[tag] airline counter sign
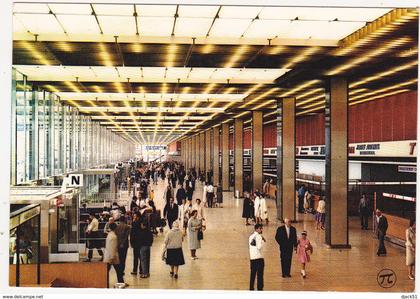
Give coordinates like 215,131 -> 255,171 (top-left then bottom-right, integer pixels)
296,140 -> 417,157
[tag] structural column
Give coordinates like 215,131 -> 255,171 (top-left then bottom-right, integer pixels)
205,129 -> 211,181
234,118 -> 243,197
252,111 -> 263,192
188,137 -> 192,170
199,132 -> 205,173
212,125 -> 220,185
276,98 -> 296,221
192,136 -> 196,170
221,123 -> 230,191
325,77 -> 350,248
195,134 -> 200,171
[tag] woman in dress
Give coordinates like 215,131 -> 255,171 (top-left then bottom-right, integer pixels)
297,231 -> 313,278
187,210 -> 202,260
162,220 -> 185,279
242,192 -> 253,225
406,218 -> 416,280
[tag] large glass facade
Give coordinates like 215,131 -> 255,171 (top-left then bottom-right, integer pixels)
11,68 -> 135,185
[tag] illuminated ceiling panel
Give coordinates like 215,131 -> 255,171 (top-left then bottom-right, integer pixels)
210,18 -> 253,38
138,17 -> 173,36
98,16 -> 137,36
13,3 -> 50,13
48,3 -> 92,14
15,66 -> 289,84
178,5 -> 219,18
175,18 -> 214,37
93,4 -> 134,16
258,7 -> 391,21
14,13 -> 63,34
136,5 -> 177,17
57,92 -> 247,102
12,5 -> 395,47
272,20 -> 365,40
218,6 -> 261,19
57,15 -> 101,35
244,19 -> 293,38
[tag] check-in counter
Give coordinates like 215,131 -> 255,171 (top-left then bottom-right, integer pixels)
374,192 -> 415,247
9,262 -> 108,288
10,186 -> 79,263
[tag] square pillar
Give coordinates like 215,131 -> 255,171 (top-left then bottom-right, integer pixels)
325,77 -> 350,248
276,98 -> 296,221
205,129 -> 211,181
234,118 -> 243,197
221,123 -> 230,191
192,136 -> 196,170
252,111 -> 263,192
213,126 -> 220,185
188,137 -> 192,170
200,132 -> 205,173
196,134 -> 200,171
185,139 -> 188,169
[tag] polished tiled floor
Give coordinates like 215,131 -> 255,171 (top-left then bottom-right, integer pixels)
103,179 -> 414,292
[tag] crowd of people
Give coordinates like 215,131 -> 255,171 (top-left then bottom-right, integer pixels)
83,161 -> 210,288
82,160 -> 415,289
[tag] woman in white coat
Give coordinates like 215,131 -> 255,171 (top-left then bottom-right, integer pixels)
259,195 -> 269,225
254,192 -> 262,224
103,222 -> 126,288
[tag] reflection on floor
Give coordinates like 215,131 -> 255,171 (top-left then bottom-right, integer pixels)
98,179 -> 414,292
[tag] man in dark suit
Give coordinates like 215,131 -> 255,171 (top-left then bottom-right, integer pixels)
275,218 -> 297,277
163,197 -> 179,229
376,209 -> 388,256
176,185 -> 187,206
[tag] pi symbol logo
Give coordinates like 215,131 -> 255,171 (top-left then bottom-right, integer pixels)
377,268 -> 396,288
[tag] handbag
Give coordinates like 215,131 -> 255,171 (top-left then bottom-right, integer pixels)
162,247 -> 167,261
197,229 -> 204,240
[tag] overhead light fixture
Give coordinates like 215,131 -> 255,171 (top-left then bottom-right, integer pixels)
327,36 -> 412,75
350,60 -> 417,88
224,45 -> 249,68
350,88 -> 411,106
21,41 -> 51,65
280,80 -> 320,98
283,47 -> 321,69
98,43 -> 113,67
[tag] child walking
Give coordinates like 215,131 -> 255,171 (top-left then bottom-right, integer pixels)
297,231 -> 313,278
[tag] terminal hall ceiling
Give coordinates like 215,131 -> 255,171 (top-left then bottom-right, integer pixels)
12,3 -> 418,145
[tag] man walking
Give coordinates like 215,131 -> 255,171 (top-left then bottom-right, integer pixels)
376,209 -> 388,256
115,216 -> 130,275
275,218 -> 297,277
164,197 -> 179,229
176,185 -> 187,206
85,212 -> 104,262
249,223 -> 265,291
206,182 -> 214,208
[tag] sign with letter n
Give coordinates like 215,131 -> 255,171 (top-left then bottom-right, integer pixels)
68,174 -> 83,187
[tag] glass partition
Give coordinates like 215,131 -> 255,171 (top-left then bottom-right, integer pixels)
11,68 -> 135,186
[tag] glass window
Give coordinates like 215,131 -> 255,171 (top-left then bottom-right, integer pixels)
15,73 -> 26,184
38,90 -> 46,179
